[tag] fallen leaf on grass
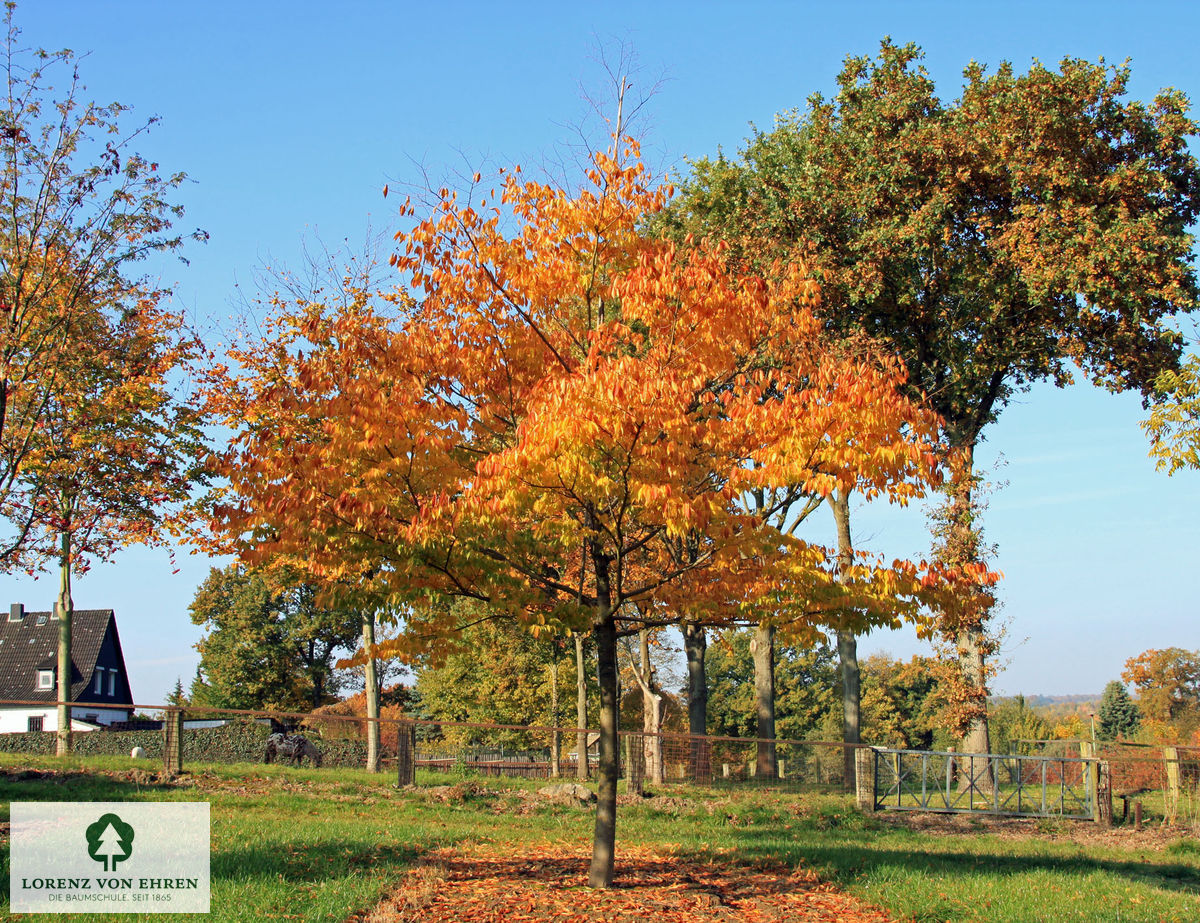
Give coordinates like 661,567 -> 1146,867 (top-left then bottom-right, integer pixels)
353,842 -> 896,923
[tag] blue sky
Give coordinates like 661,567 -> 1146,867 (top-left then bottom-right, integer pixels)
3,1 -> 1198,706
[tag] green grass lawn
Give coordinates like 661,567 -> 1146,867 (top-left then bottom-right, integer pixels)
2,752 -> 1199,922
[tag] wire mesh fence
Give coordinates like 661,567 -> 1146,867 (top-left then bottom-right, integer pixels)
7,697 -> 1200,825
0,698 -> 853,792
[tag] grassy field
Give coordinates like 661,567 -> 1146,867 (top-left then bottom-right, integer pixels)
2,752 -> 1199,922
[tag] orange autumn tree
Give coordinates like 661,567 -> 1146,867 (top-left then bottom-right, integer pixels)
213,133 -> 946,888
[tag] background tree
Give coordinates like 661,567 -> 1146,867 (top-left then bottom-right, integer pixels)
412,606 -> 582,750
1097,680 -> 1141,741
664,41 -> 1200,759
705,630 -> 840,741
165,677 -> 187,708
1122,648 -> 1200,726
574,633 -> 590,781
189,564 -> 362,712
1144,352 -> 1200,474
988,694 -> 1051,755
858,653 -> 948,751
0,6 -> 201,564
828,488 -> 861,787
619,624 -> 677,785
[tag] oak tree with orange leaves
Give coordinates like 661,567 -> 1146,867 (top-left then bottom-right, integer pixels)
213,113 -> 947,886
1122,648 -> 1200,726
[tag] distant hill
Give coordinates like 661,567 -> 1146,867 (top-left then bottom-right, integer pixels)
991,693 -> 1102,726
1018,694 -> 1100,707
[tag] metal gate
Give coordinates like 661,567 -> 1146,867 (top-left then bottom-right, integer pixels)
872,748 -> 1096,819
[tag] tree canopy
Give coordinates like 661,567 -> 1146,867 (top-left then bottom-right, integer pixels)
1143,353 -> 1200,474
0,7 -> 203,565
662,40 -> 1200,753
1122,647 -> 1200,726
189,564 -> 363,712
1097,680 -> 1141,741
664,41 -> 1199,438
210,115 -> 954,885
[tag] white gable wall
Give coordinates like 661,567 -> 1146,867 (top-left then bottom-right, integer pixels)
0,707 -> 131,733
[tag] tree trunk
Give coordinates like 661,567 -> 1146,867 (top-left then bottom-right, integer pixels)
362,611 -> 380,773
634,628 -> 664,784
588,610 -> 619,888
575,633 -> 589,781
957,628 -> 994,793
751,622 -> 776,779
940,442 -> 995,793
683,622 -> 710,781
309,640 -> 325,709
549,651 -> 561,778
837,629 -> 861,791
829,491 -> 861,792
56,531 -> 73,756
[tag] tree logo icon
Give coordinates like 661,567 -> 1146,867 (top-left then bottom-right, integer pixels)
85,813 -> 135,872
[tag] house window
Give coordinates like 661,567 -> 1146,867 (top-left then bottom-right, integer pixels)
108,669 -> 117,696
27,716 -> 43,732
36,670 -> 53,690
94,670 -> 104,695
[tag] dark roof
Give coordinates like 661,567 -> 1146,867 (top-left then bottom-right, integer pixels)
0,609 -> 119,703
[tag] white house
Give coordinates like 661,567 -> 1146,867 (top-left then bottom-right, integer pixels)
0,603 -> 134,733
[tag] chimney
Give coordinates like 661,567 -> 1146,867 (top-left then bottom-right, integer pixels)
8,603 -> 24,622
51,602 -> 60,621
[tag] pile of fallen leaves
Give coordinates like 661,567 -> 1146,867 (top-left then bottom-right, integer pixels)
355,842 -> 895,922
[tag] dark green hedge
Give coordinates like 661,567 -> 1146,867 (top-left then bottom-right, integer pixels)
0,721 -> 372,769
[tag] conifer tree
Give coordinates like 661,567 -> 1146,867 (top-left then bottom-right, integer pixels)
1098,679 -> 1141,740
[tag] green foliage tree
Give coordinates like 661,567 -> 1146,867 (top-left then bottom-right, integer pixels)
188,564 -> 362,712
988,694 -> 1052,754
1097,680 -> 1141,741
664,41 -> 1200,756
411,604 -> 583,751
705,629 -> 840,741
18,295 -> 207,754
165,677 -> 187,708
858,653 -> 948,750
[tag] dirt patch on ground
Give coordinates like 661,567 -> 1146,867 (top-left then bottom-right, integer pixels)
873,809 -> 1189,849
354,842 -> 897,923
0,765 -> 184,788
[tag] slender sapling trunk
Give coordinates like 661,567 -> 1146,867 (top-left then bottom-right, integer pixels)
362,610 -> 380,773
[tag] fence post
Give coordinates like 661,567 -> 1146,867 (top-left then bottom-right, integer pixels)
1164,746 -> 1180,823
625,734 -> 644,795
396,721 -> 416,787
855,748 -> 876,812
689,735 -> 712,784
162,708 -> 183,775
1093,759 -> 1112,826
